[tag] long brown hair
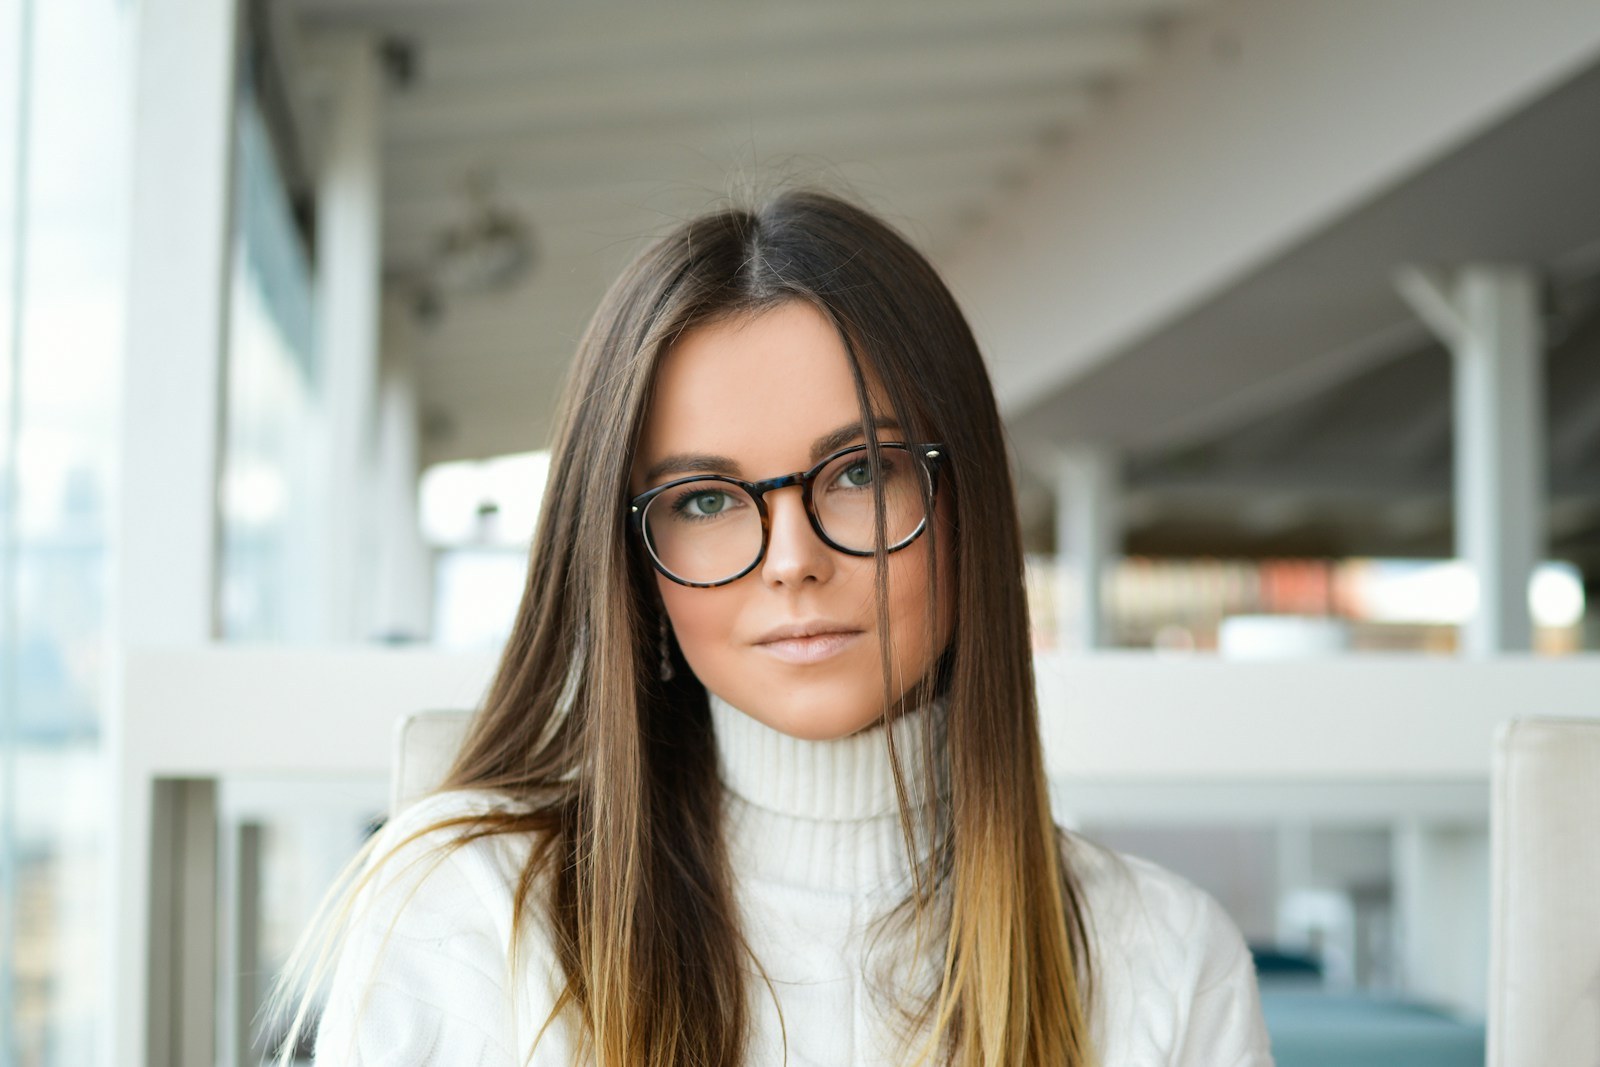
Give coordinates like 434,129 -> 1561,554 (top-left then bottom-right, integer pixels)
268,189 -> 1097,1066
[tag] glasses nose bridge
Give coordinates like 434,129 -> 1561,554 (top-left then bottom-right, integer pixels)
751,471 -> 823,556
750,469 -> 810,510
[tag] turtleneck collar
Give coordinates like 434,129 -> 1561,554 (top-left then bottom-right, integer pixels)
706,687 -> 949,894
707,688 -> 945,823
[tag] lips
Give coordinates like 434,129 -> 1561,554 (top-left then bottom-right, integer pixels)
752,620 -> 865,665
752,619 -> 862,645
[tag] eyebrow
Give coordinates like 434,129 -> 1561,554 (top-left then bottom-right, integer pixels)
642,417 -> 903,485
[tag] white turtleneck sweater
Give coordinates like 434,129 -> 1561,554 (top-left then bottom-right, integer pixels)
314,691 -> 1275,1065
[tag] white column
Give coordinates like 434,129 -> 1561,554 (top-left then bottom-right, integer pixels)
1455,268 -> 1544,655
312,34 -> 383,643
1395,264 -> 1545,656
1054,445 -> 1121,651
107,0 -> 239,1062
371,293 -> 432,642
1393,820 -> 1491,1018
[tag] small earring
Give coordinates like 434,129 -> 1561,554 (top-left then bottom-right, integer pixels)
658,613 -> 675,682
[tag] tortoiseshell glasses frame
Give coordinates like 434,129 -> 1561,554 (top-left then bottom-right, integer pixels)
627,442 -> 947,588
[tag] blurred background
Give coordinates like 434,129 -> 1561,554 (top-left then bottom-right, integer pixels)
3,0 -> 1599,1064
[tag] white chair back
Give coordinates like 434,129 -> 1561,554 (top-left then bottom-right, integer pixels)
390,709 -> 474,816
1488,716 -> 1600,1066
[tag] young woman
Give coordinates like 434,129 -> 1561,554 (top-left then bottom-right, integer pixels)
271,190 -> 1274,1066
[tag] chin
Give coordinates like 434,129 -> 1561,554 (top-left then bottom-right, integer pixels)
746,688 -> 882,741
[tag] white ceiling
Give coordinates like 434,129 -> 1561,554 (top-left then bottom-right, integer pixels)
287,0 -> 1207,465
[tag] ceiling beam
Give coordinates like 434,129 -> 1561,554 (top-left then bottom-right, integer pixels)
380,111 -> 1076,199
941,0 -> 1600,414
297,0 -> 1199,42
383,68 -> 1102,147
407,22 -> 1148,95
383,147 -> 1035,214
383,91 -> 1090,166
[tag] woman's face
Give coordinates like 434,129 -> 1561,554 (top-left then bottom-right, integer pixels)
630,300 -> 954,740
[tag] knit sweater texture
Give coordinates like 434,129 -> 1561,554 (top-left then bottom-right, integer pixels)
313,690 -> 1275,1065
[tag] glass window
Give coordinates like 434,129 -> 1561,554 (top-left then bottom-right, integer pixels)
219,63 -> 320,643
421,450 -> 548,647
0,0 -> 133,1060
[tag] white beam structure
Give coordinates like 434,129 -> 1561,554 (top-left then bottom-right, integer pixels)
311,34 -> 384,642
123,644 -> 1600,787
382,98 -> 1093,193
107,0 -> 239,1063
371,293 -> 432,642
381,34 -> 1138,146
372,1 -> 1168,87
1054,446 -> 1121,651
118,644 -> 1600,1046
940,0 -> 1600,413
1396,264 -> 1546,655
1396,819 -> 1492,1017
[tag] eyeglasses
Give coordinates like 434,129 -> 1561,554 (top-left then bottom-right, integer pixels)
628,442 -> 947,588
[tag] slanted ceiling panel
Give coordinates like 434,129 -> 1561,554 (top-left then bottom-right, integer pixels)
288,0 -> 1203,464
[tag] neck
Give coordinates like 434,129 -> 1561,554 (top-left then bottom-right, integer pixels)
707,687 -> 948,892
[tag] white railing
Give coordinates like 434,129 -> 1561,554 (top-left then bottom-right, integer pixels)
109,645 -> 1600,1064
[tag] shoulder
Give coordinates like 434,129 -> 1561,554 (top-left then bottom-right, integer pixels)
353,789 -> 532,922
1062,832 -> 1275,1066
312,789 -> 557,1066
373,788 -> 537,884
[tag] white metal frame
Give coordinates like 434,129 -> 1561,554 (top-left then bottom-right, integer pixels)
108,644 -> 1600,1060
108,0 -> 241,1063
1396,264 -> 1547,656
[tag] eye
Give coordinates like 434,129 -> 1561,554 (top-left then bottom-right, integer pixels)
830,454 -> 900,491
836,460 -> 873,488
669,487 -> 738,520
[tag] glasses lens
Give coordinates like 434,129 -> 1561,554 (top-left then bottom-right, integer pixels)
641,479 -> 762,584
814,445 -> 930,552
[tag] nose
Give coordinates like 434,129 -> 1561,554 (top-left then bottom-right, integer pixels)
759,484 -> 834,587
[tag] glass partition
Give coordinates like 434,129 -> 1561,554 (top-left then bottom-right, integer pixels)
0,0 -> 133,1060
220,53 -> 321,643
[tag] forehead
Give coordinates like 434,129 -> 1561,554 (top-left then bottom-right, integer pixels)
634,302 -> 890,482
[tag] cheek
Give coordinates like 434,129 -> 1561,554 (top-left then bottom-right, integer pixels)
885,526 -> 954,662
658,576 -> 738,671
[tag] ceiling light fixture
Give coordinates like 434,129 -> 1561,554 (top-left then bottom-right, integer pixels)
431,171 -> 536,295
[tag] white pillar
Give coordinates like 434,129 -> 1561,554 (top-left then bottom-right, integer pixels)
312,34 -> 383,643
1054,445 -> 1121,651
1393,820 -> 1491,1018
108,0 -> 239,1062
1394,264 -> 1545,656
371,293 -> 432,642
